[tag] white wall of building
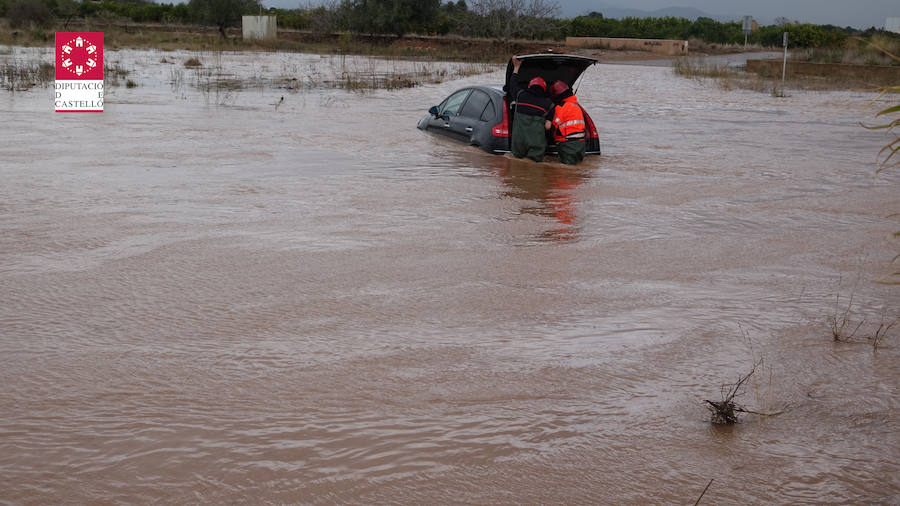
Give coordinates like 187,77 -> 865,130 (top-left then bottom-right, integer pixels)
885,17 -> 900,33
242,16 -> 277,41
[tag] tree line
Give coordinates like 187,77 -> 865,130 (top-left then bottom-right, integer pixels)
2,0 -> 897,48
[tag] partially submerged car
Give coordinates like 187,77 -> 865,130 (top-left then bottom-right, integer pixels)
417,54 -> 601,156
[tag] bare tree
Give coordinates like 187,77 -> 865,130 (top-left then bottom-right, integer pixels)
56,0 -> 79,29
467,0 -> 560,40
774,16 -> 791,27
300,0 -> 344,34
189,0 -> 261,39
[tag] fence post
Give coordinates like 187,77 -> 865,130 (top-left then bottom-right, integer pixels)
781,32 -> 788,93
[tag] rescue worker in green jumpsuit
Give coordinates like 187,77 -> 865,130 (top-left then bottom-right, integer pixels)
509,56 -> 554,162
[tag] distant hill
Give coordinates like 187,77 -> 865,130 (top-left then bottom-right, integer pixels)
562,2 -> 740,23
649,7 -> 734,21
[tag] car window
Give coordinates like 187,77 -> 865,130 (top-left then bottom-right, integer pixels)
460,90 -> 491,119
440,90 -> 471,117
479,100 -> 495,122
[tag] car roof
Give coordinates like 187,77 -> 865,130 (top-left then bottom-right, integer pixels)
453,85 -> 503,97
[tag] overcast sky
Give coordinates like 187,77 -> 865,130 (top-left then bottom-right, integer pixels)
261,0 -> 898,30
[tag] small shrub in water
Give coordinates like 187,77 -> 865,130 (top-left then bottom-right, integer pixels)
704,360 -> 761,424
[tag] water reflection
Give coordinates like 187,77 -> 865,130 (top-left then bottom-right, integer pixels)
491,156 -> 592,242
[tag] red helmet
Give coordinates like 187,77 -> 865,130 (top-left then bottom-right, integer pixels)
549,80 -> 569,99
528,76 -> 547,92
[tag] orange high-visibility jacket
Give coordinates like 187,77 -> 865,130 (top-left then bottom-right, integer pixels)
551,96 -> 586,143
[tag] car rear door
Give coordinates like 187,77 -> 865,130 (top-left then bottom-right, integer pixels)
504,54 -> 597,93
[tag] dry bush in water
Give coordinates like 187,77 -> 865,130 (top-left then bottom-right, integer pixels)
703,326 -> 785,425
704,360 -> 763,424
703,356 -> 784,425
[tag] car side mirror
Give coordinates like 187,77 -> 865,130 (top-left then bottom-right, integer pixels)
429,106 -> 439,117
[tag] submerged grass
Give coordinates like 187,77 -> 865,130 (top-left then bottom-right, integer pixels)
826,278 -> 898,350
672,57 -> 734,80
0,60 -> 53,91
872,317 -> 897,350
160,50 -> 495,103
686,38 -> 764,55
673,57 -> 777,94
829,292 -> 864,342
799,36 -> 900,67
103,60 -> 132,87
0,50 -> 494,98
674,56 -> 900,93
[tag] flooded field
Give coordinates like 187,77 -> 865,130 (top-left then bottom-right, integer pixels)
1,47 -> 899,504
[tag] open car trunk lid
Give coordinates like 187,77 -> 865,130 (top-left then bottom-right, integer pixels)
503,54 -> 597,96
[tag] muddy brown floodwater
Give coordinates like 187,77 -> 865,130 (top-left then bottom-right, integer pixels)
1,47 -> 899,504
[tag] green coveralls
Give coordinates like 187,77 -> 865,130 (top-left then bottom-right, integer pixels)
556,139 -> 586,165
511,114 -> 548,163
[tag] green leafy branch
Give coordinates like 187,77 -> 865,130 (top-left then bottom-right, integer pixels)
859,39 -> 899,174
865,87 -> 900,175
858,39 -> 899,284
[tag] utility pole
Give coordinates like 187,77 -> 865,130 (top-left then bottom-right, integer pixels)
781,31 -> 788,95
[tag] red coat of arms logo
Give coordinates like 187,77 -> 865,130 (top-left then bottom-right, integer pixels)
54,32 -> 104,112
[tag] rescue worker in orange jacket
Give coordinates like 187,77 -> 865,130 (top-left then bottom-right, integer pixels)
547,80 -> 586,165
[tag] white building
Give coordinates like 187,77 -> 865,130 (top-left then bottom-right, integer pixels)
242,16 -> 277,41
886,17 -> 900,33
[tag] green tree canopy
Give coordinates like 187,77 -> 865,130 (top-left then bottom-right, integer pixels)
6,0 -> 52,28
